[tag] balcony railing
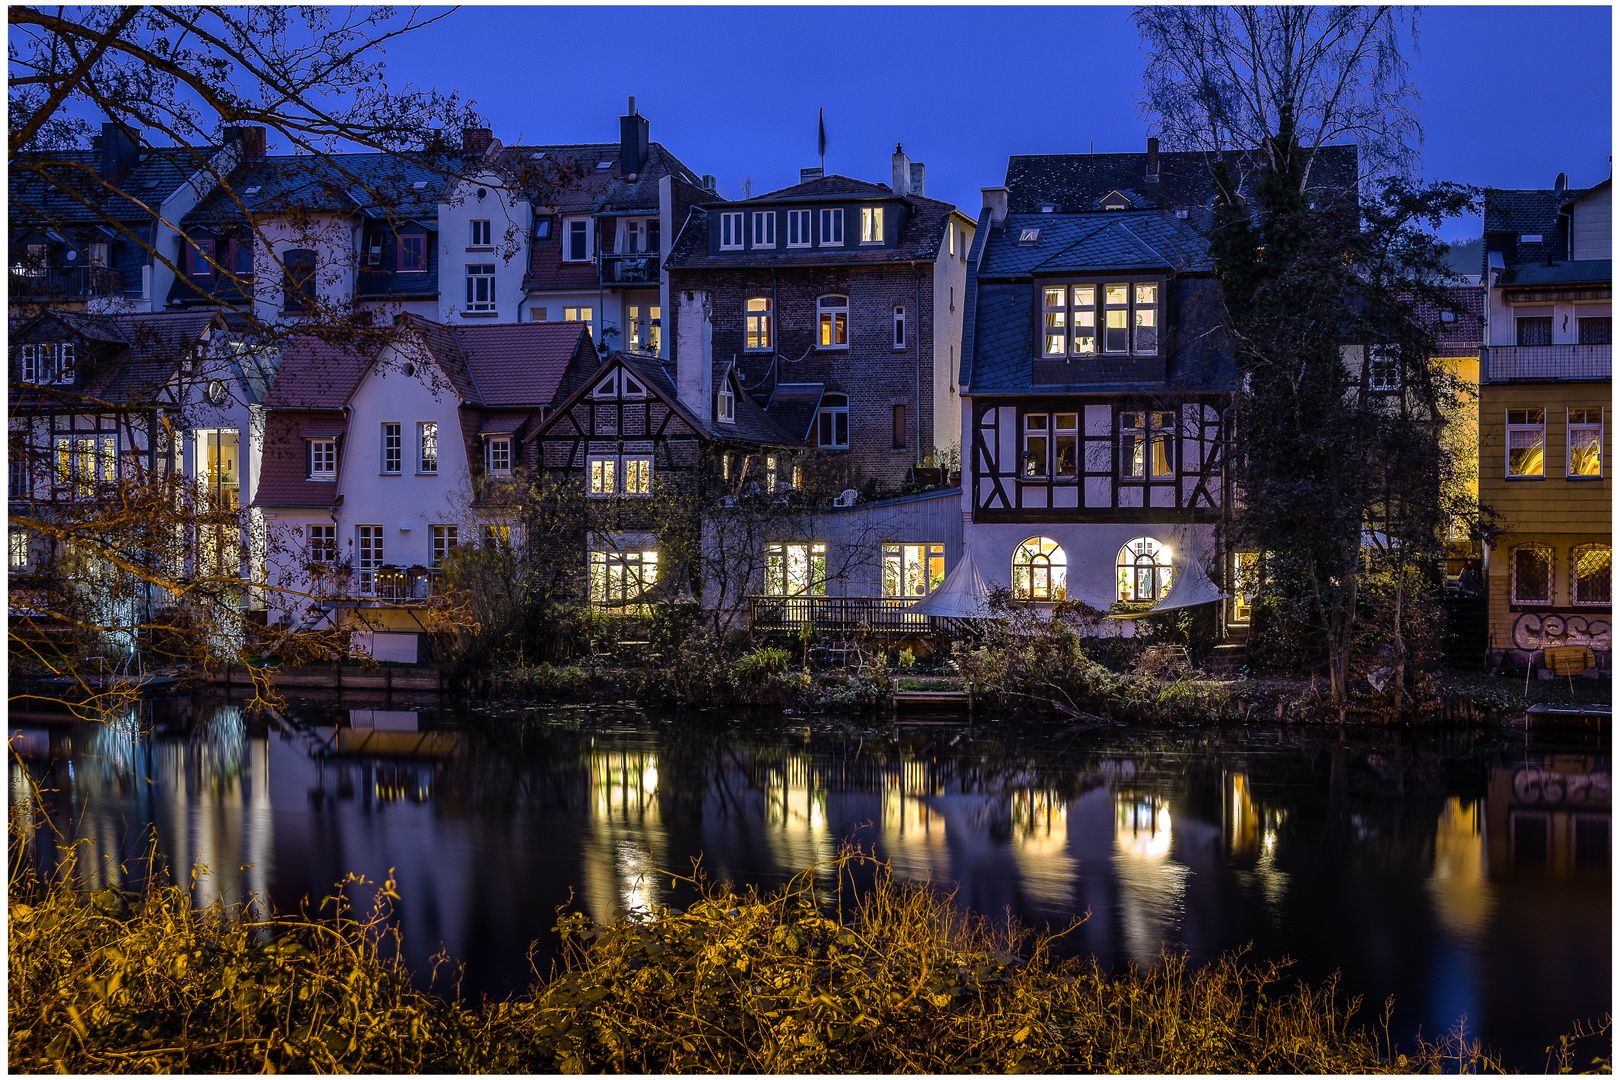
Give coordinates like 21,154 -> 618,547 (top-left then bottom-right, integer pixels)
748,594 -> 965,636
9,264 -> 119,299
599,252 -> 660,285
1484,344 -> 1611,382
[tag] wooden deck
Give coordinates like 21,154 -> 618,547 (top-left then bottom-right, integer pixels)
748,595 -> 965,637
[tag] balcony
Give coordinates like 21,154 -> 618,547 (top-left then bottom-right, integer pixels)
1484,344 -> 1611,382
748,594 -> 966,637
9,264 -> 119,300
599,252 -> 660,285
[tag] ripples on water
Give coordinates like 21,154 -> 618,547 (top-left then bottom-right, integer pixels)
9,696 -> 1610,1070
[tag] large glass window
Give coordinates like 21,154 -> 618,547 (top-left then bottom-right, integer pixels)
819,208 -> 844,246
431,525 -> 458,568
466,264 -> 496,312
818,295 -> 848,348
817,393 -> 849,449
1121,411 -> 1175,478
1117,537 -> 1174,604
196,428 -> 240,512
1516,316 -> 1553,346
883,543 -> 945,597
590,548 -> 659,606
1506,409 -> 1545,477
765,542 -> 827,596
357,525 -> 383,595
861,206 -> 884,243
1568,408 -> 1603,477
1511,544 -> 1552,605
54,435 -> 116,497
382,423 -> 401,474
1573,545 -> 1612,606
1039,281 -> 1158,357
1011,536 -> 1066,601
745,297 -> 773,351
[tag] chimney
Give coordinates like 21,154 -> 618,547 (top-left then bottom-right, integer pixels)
223,125 -> 267,159
909,162 -> 925,196
676,290 -> 714,423
891,143 -> 911,196
462,127 -> 493,155
800,167 -> 824,184
981,186 -> 1009,225
99,122 -> 140,181
620,96 -> 650,177
1146,137 -> 1160,182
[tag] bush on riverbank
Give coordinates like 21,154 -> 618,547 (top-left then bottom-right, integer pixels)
20,848 -> 1596,1074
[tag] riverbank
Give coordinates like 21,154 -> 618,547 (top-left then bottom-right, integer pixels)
17,850 -> 1602,1074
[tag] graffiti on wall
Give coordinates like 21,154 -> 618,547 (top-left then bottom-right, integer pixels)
1511,612 -> 1612,651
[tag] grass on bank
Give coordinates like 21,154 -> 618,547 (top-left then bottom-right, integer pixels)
12,846 -> 1611,1074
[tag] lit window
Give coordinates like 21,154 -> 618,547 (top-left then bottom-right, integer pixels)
564,306 -> 592,326
765,542 -> 827,596
787,210 -> 812,247
1506,409 -> 1545,478
622,455 -> 652,496
1071,285 -> 1096,356
1511,544 -> 1552,605
566,219 -> 591,261
719,212 -> 744,250
308,438 -> 336,480
1568,408 -> 1603,477
54,435 -> 117,498
1116,537 -> 1174,604
1012,537 -> 1066,601
1037,282 -> 1163,358
819,207 -> 843,246
1042,287 -> 1066,357
1023,413 -> 1049,477
357,526 -> 383,595
398,233 -> 426,272
466,264 -> 496,312
752,211 -> 775,247
470,220 -> 491,246
487,437 -> 511,476
1054,413 -> 1078,478
1120,411 -> 1175,478
861,206 -> 884,243
817,394 -> 849,449
717,386 -> 736,424
882,543 -> 945,597
1572,545 -> 1612,606
590,548 -> 659,606
588,456 -> 617,496
431,524 -> 458,568
1104,283 -> 1130,353
10,529 -> 29,570
745,297 -> 773,351
818,295 -> 848,348
484,524 -> 514,551
382,423 -> 401,474
418,422 -> 438,474
893,306 -> 906,349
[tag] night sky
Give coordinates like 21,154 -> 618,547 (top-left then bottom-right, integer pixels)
373,5 -> 1612,239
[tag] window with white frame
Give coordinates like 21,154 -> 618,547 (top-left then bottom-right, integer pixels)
590,547 -> 659,606
1120,411 -> 1175,478
1568,408 -> 1603,477
1511,544 -> 1553,605
861,206 -> 884,243
10,529 -> 29,570
787,209 -> 812,247
1023,413 -> 1049,478
745,296 -> 773,351
817,393 -> 849,449
882,543 -> 945,597
1506,408 -> 1545,478
431,524 -> 458,568
1053,412 -> 1078,478
1572,544 -> 1612,606
487,437 -> 512,475
18,342 -> 73,384
592,368 -> 645,399
470,220 -> 491,247
357,525 -> 383,594
717,386 -> 735,424
1039,281 -> 1160,357
382,423 -> 401,474
566,219 -> 591,261
1116,537 -> 1174,604
1011,536 -> 1066,601
893,306 -> 906,349
1366,345 -> 1401,392
588,456 -> 617,496
820,207 -> 843,246
564,306 -> 592,326
764,542 -> 826,596
54,435 -> 117,497
765,454 -> 779,493
818,295 -> 848,348
308,438 -> 336,480
306,524 -> 337,564
418,422 -> 438,474
720,212 -> 745,250
466,264 -> 496,311
753,211 -> 775,247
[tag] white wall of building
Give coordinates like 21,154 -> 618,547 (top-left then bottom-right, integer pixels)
251,212 -> 358,325
438,169 -> 530,324
931,215 -> 973,462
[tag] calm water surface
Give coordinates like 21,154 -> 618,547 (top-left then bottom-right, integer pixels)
10,695 -> 1610,1070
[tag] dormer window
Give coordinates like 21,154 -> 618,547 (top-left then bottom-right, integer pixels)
752,211 -> 775,248
1037,279 -> 1160,359
717,386 -> 736,424
398,233 -> 426,272
1038,203 -> 1056,213
1099,190 -> 1134,210
188,237 -> 215,276
819,207 -> 844,246
596,159 -> 613,171
787,209 -> 812,248
719,212 -> 744,250
860,206 -> 884,244
18,342 -> 73,385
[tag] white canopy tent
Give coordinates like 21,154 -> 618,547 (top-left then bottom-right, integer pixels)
905,547 -> 995,619
1108,548 -> 1228,620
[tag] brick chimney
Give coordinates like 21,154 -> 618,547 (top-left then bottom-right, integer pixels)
620,96 -> 649,177
891,143 -> 911,196
1146,137 -> 1160,182
223,125 -> 267,159
462,127 -> 494,155
99,122 -> 140,181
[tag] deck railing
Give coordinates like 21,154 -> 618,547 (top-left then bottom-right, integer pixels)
748,594 -> 963,636
1484,344 -> 1611,382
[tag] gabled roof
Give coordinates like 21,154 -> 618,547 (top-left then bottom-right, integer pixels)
11,308 -> 223,405
264,334 -> 378,409
1484,181 -> 1609,277
183,151 -> 457,228
751,174 -> 896,201
980,212 -> 1209,277
396,315 -> 588,408
497,141 -> 702,213
10,145 -> 221,227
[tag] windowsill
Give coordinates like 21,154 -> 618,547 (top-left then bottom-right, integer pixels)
893,346 -> 907,351
380,472 -> 401,476
1505,475 -> 1546,481
786,244 -> 812,250
562,258 -> 593,264
416,472 -> 439,477
1566,475 -> 1604,480
816,345 -> 850,352
460,311 -> 499,318
487,472 -> 513,479
308,476 -> 336,482
718,247 -> 744,253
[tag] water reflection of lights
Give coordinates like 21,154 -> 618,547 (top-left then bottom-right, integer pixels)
584,751 -> 666,925
1427,797 -> 1493,943
1112,793 -> 1189,963
1118,800 -> 1174,860
882,763 -> 947,879
1226,773 -> 1289,908
590,751 -> 661,820
762,756 -> 835,879
1010,789 -> 1077,908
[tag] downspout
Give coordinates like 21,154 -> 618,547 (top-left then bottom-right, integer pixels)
597,216 -> 606,355
913,262 -> 922,466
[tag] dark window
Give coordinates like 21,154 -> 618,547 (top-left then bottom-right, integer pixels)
1512,545 -> 1552,604
1574,816 -> 1610,869
189,237 -> 214,276
892,404 -> 906,449
568,219 -> 589,261
647,218 -> 660,255
1516,317 -> 1553,346
535,217 -> 553,241
398,233 -> 426,272
1578,317 -> 1611,345
817,394 -> 849,449
283,249 -> 316,310
230,237 -> 254,276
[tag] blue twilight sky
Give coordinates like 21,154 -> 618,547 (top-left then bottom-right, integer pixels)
380,6 -> 1611,239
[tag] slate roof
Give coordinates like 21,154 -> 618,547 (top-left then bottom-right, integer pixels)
664,193 -> 966,272
979,212 -> 1209,277
1484,184 -> 1611,284
182,151 -> 458,229
764,382 -> 825,442
751,175 -> 895,201
497,141 -> 702,213
11,309 -> 222,405
10,146 -> 220,227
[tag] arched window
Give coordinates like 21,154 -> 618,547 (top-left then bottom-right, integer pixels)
1572,544 -> 1611,606
1012,536 -> 1066,601
1116,536 -> 1174,604
817,393 -> 849,448
818,295 -> 848,348
1511,544 -> 1553,605
744,296 -> 772,351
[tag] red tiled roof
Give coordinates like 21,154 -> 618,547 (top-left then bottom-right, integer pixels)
255,411 -> 344,508
401,315 -> 585,408
266,334 -> 377,409
301,418 -> 347,437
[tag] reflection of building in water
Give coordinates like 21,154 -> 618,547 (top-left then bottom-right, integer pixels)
882,760 -> 947,878
583,750 -> 665,922
1486,757 -> 1610,877
761,755 -> 835,876
1009,788 -> 1077,908
1428,797 -> 1493,942
1223,772 -> 1289,909
1112,791 -> 1189,963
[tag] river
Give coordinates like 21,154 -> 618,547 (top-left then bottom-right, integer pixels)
9,694 -> 1610,1070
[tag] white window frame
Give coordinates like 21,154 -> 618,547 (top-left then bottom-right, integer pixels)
306,524 -> 337,564
382,422 -> 401,474
483,523 -> 515,551
1567,408 -> 1604,479
787,209 -> 812,248
357,525 -> 383,595
1366,345 -> 1401,392
893,306 -> 906,350
1506,408 -> 1546,478
565,218 -> 592,262
745,296 -> 773,351
861,206 -> 884,244
717,386 -> 736,424
589,547 -> 659,606
309,438 -> 337,480
1023,413 -> 1049,478
418,422 -> 438,475
466,263 -> 496,312
487,437 -> 512,476
431,524 -> 458,568
564,306 -> 593,327
10,529 -> 30,570
720,212 -> 745,251
587,455 -> 617,496
764,541 -> 827,597
469,219 -> 492,247
817,295 -> 849,349
752,211 -> 775,248
882,542 -> 946,598
819,207 -> 843,246
817,394 -> 849,449
20,342 -> 73,385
